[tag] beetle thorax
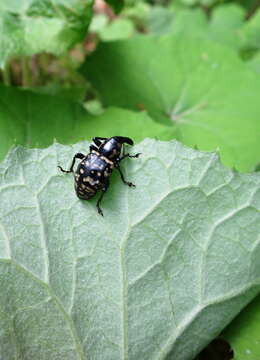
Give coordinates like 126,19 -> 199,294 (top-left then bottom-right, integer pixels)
99,138 -> 122,160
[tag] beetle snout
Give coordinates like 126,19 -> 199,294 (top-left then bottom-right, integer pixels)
114,136 -> 134,146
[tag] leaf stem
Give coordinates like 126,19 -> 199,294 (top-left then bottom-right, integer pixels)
2,60 -> 11,86
22,56 -> 32,87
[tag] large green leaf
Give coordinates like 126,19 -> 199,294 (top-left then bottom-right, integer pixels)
0,0 -> 93,68
242,9 -> 260,51
146,6 -> 177,35
0,85 -> 175,161
0,139 -> 259,359
247,52 -> 260,73
208,4 -> 245,49
147,7 -> 208,37
83,35 -> 260,172
222,295 -> 260,360
95,18 -> 135,41
146,4 -> 260,52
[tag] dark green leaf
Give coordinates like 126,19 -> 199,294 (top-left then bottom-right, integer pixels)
105,0 -> 124,14
0,86 -> 175,161
223,295 -> 260,360
83,35 -> 260,172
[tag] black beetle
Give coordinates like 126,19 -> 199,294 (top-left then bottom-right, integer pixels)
58,136 -> 141,216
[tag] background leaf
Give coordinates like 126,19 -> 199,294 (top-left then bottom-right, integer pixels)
83,35 -> 260,172
208,4 -> 245,49
0,85 -> 175,161
98,18 -> 135,41
145,4 -> 260,53
247,52 -> 260,73
0,0 -> 93,68
147,7 -> 208,37
242,9 -> 260,51
105,0 -> 124,14
222,295 -> 260,360
0,139 -> 259,359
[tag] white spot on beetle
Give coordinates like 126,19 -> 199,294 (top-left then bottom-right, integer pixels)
83,176 -> 98,186
100,156 -> 114,166
86,186 -> 95,193
83,176 -> 91,183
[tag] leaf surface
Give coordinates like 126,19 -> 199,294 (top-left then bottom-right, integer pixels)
0,85 -> 174,161
0,0 -> 93,68
147,4 -> 260,52
222,295 -> 260,360
167,5 -> 245,49
0,139 -> 259,359
83,35 -> 260,171
242,9 -> 260,51
247,52 -> 260,73
98,18 -> 135,41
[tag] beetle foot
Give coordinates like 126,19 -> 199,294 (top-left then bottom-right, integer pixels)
126,181 -> 136,188
130,153 -> 141,158
97,207 -> 104,216
58,166 -> 71,173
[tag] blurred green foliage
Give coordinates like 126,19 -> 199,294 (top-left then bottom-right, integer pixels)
0,0 -> 94,69
83,35 -> 260,172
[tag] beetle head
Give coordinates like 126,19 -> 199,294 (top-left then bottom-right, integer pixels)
99,136 -> 134,160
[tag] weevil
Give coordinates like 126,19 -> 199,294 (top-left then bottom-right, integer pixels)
58,136 -> 141,216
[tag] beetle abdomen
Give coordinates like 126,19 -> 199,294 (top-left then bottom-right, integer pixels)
76,187 -> 96,200
74,153 -> 110,199
74,176 -> 98,199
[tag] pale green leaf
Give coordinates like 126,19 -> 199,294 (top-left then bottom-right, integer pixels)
168,8 -> 208,37
242,9 -> 260,50
147,6 -> 176,35
247,52 -> 260,73
89,14 -> 109,33
0,139 -> 259,359
98,18 -> 135,41
146,4 -> 247,51
209,4 -> 245,49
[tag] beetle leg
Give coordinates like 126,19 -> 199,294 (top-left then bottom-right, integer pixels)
96,180 -> 109,216
92,137 -> 107,147
93,137 -> 108,141
116,164 -> 135,187
119,153 -> 141,162
89,144 -> 99,152
58,153 -> 85,173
